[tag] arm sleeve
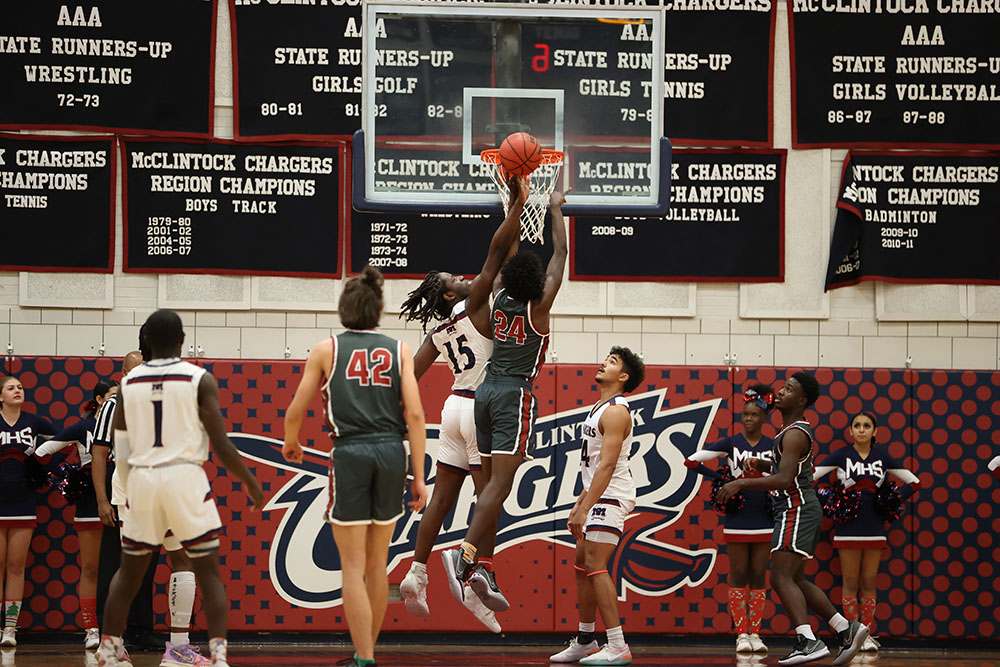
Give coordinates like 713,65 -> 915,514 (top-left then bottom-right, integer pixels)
34,420 -> 88,457
684,437 -> 729,480
886,453 -> 921,498
813,448 -> 844,481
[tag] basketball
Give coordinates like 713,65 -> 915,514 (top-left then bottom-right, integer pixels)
498,132 -> 544,176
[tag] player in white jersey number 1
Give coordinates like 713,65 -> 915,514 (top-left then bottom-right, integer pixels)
97,310 -> 264,667
551,347 -> 645,667
397,175 -> 528,632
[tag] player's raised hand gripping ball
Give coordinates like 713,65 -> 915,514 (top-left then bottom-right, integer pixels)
498,132 -> 543,176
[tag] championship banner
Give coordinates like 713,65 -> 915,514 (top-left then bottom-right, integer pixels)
0,133 -> 115,272
230,0 -> 363,141
788,0 -> 1000,148
121,138 -> 342,278
0,1 -> 216,138
571,149 -> 785,282
10,356 -> 1000,640
662,3 -> 776,147
825,151 -> 1000,290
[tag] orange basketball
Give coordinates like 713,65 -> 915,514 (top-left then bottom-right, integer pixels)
498,132 -> 543,176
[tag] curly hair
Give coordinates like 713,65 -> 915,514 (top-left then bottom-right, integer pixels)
609,346 -> 645,394
399,271 -> 451,332
791,371 -> 820,407
340,265 -> 384,330
500,250 -> 544,303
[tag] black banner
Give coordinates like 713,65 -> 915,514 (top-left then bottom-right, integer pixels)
349,210 -> 553,279
122,139 -> 341,277
662,5 -> 775,147
0,1 -> 216,137
230,0 -> 363,140
825,151 -> 1000,289
0,134 -> 115,272
571,149 -> 785,281
789,2 -> 1000,148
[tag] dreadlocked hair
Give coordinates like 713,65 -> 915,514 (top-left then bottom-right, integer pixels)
399,270 -> 451,332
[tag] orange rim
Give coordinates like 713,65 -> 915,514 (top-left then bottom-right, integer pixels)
480,148 -> 564,165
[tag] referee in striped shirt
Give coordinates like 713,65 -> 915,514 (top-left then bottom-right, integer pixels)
93,349 -> 162,650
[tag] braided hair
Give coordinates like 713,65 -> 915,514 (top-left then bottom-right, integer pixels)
399,270 -> 452,332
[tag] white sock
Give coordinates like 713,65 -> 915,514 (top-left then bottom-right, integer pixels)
169,571 -> 196,645
829,613 -> 849,633
411,561 -> 427,575
606,625 -> 626,648
579,621 -> 595,634
796,624 -> 816,640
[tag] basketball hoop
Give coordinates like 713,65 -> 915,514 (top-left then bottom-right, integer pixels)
480,148 -> 564,244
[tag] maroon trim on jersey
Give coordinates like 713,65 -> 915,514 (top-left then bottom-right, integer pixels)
528,335 -> 549,384
779,504 -> 798,550
597,498 -> 622,507
126,375 -> 196,384
516,389 -> 532,458
321,335 -> 338,435
432,311 -> 469,335
452,389 -> 475,399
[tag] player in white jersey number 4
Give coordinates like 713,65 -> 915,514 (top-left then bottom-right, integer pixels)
551,347 -> 644,667
97,310 -> 264,667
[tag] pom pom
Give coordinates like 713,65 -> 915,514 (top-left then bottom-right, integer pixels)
710,465 -> 745,515
820,481 -> 861,524
55,462 -> 94,505
24,456 -> 53,492
874,480 -> 904,524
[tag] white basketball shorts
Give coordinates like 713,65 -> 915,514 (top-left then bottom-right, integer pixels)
436,393 -> 482,473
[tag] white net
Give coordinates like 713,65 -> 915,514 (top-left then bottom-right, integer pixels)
481,150 -> 564,244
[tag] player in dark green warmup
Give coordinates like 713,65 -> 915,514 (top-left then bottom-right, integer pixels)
283,266 -> 429,667
442,187 -> 570,612
718,373 -> 868,667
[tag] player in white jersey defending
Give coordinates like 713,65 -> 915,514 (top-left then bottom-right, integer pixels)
396,175 -> 528,631
551,347 -> 644,667
97,310 -> 264,667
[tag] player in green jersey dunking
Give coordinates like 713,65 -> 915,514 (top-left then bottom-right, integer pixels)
283,266 -> 429,667
441,187 -> 570,613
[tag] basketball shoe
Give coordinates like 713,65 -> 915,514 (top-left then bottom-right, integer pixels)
462,584 -> 501,633
400,566 -> 429,617
160,641 -> 212,666
85,627 -> 101,650
96,637 -> 133,667
579,643 -> 632,666
778,635 -> 829,666
550,637 -> 600,663
832,620 -> 869,666
441,548 -> 473,603
468,565 -> 509,612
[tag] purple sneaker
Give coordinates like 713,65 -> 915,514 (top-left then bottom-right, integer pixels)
160,641 -> 212,667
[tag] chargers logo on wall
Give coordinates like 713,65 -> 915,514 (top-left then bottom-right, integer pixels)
232,389 -> 720,609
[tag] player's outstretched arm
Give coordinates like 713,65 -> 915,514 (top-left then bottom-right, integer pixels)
198,373 -> 264,511
533,188 -> 570,331
469,175 -> 528,308
412,333 -> 439,382
567,404 -> 629,541
400,341 -> 428,512
282,339 -> 332,463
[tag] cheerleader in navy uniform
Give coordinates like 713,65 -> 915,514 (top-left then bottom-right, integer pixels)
685,384 -> 776,654
813,411 -> 920,653
34,379 -> 117,649
0,375 -> 56,647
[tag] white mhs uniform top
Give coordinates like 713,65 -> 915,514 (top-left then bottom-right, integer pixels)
581,395 -> 636,504
430,299 -> 492,393
120,358 -> 209,467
